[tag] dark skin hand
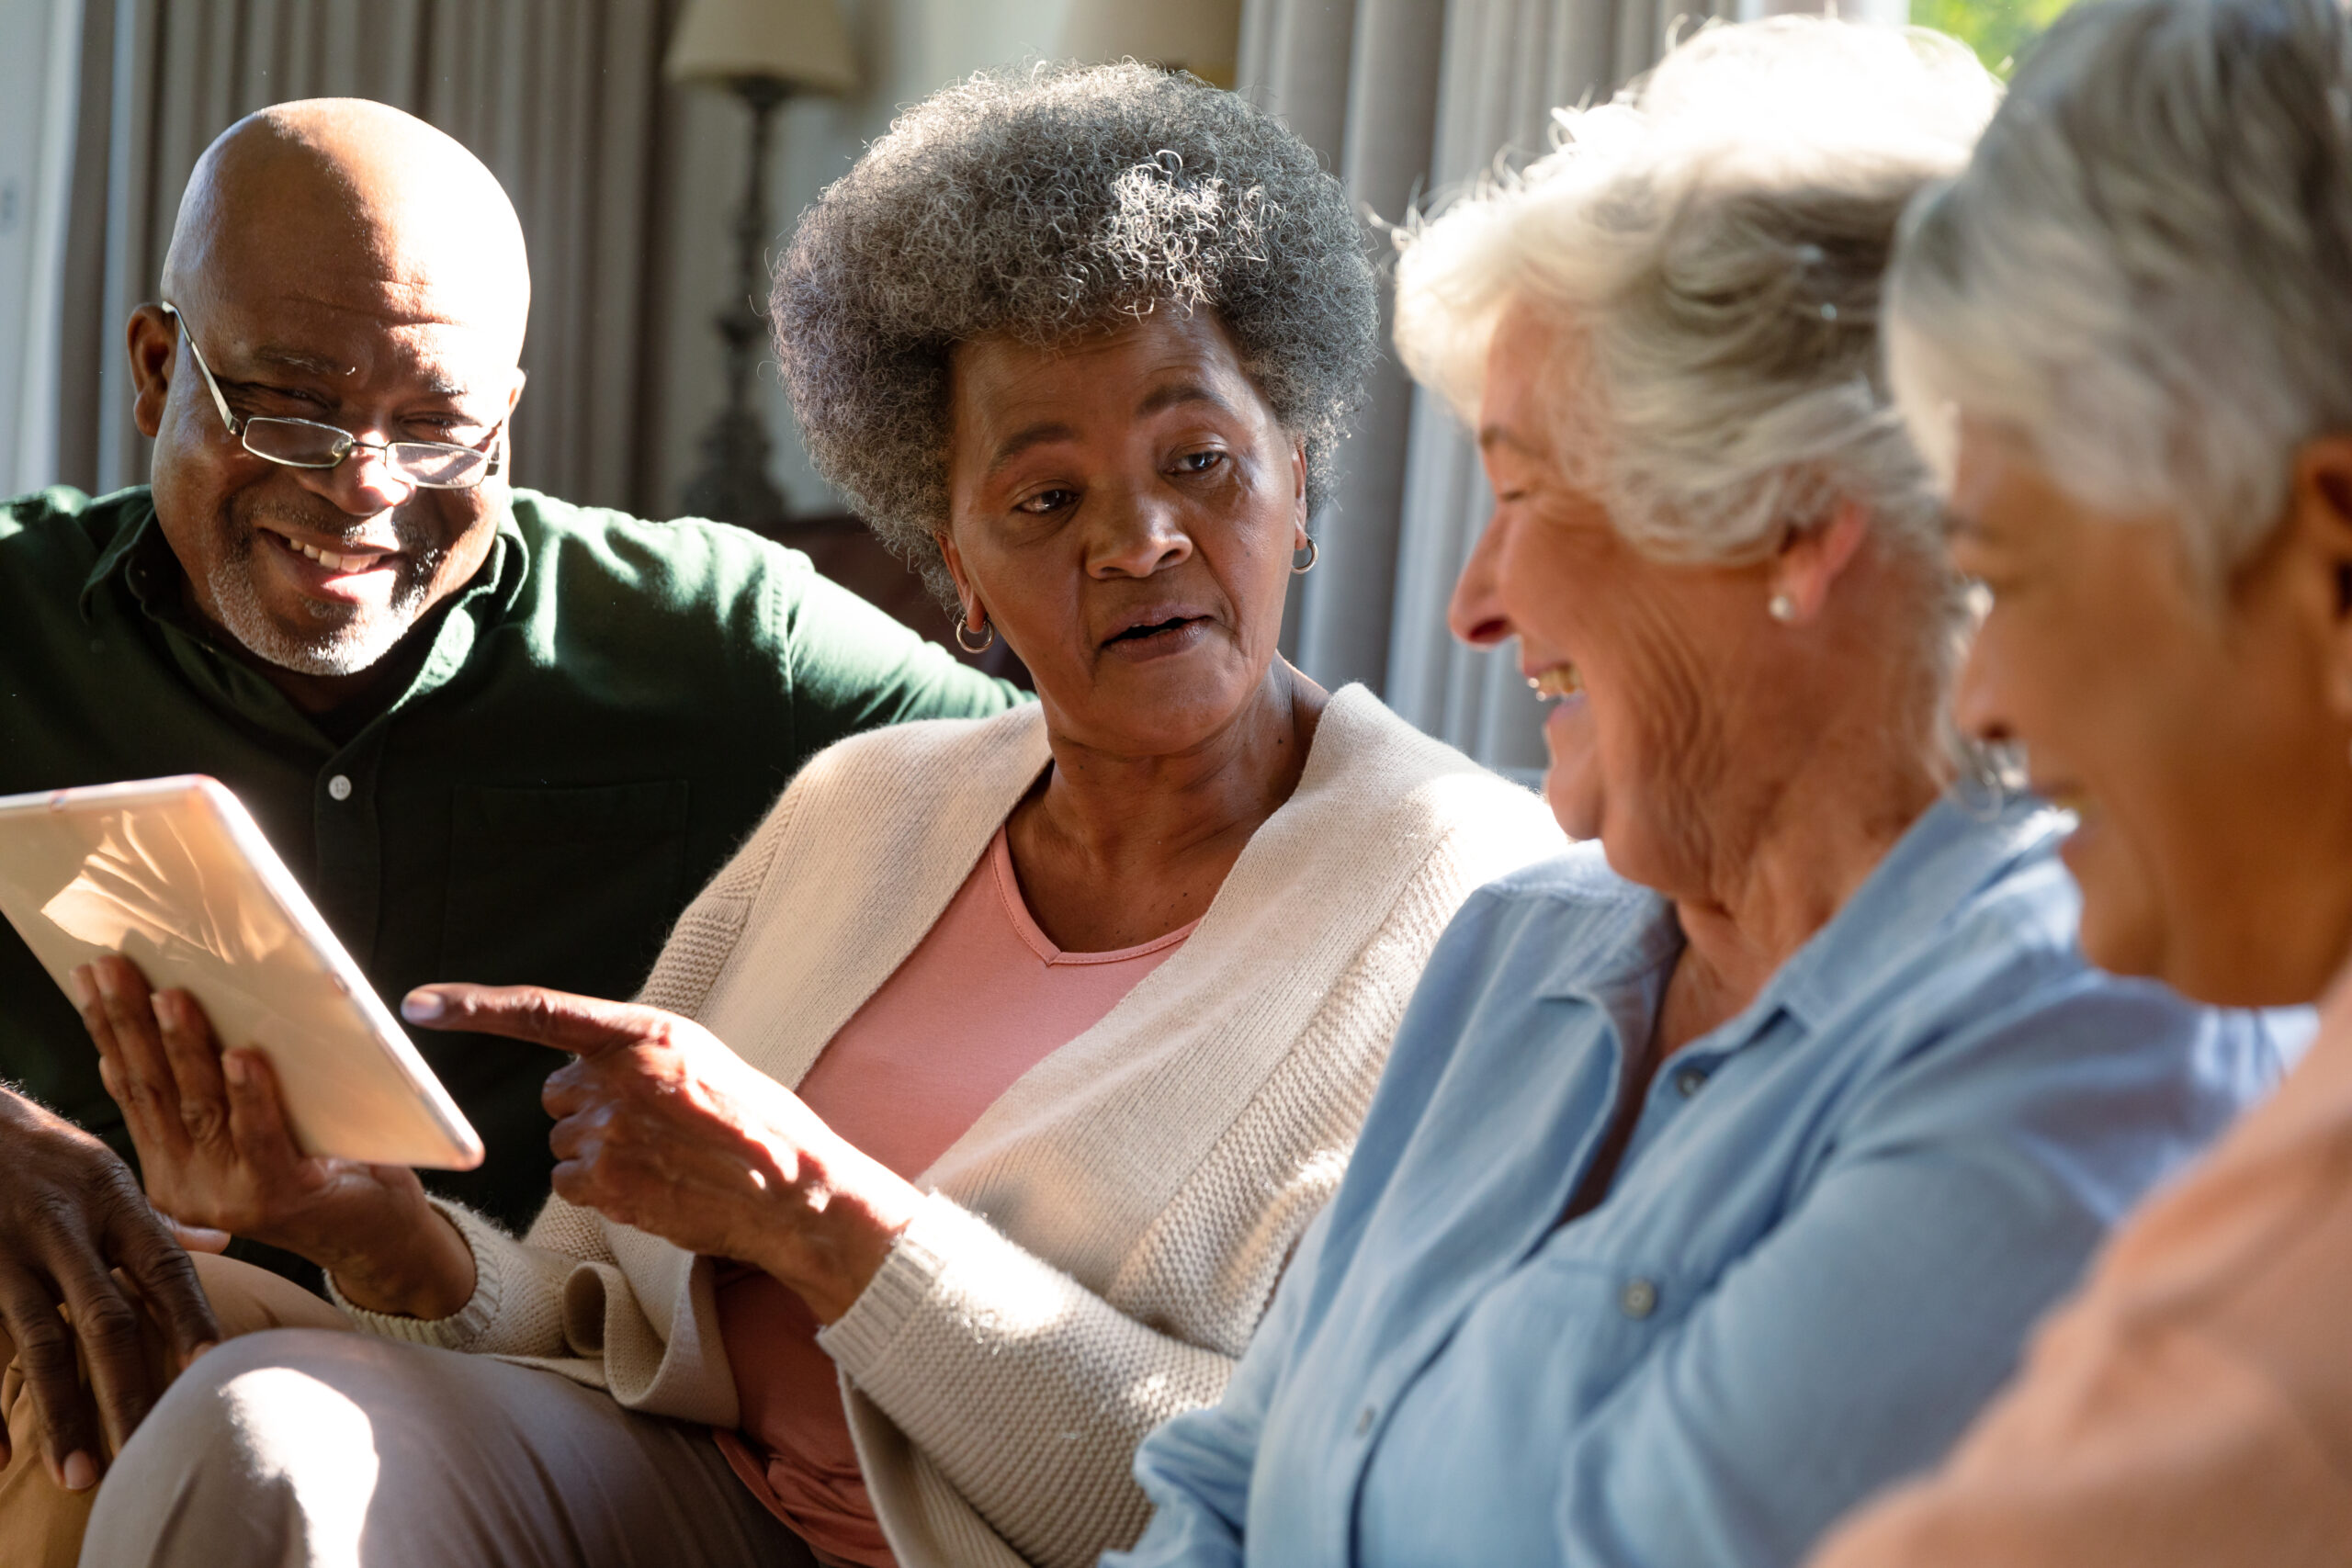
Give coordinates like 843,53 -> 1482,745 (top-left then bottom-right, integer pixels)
66,962 -> 908,1346
72,955 -> 477,1324
401,984 -> 917,1324
0,1087 -> 219,1491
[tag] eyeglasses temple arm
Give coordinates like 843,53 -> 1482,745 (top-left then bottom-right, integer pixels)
158,301 -> 245,440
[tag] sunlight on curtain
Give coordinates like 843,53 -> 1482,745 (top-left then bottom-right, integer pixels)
0,0 -> 84,498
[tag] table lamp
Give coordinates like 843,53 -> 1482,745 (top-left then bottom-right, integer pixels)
1061,0 -> 1242,87
667,0 -> 859,529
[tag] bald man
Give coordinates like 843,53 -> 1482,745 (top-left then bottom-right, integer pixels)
0,99 -> 1017,1539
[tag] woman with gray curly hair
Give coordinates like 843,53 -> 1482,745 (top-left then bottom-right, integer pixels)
63,61 -> 1560,1568
1114,18 -> 2287,1568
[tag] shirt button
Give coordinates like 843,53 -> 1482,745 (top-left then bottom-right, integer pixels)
1355,1404 -> 1376,1436
1674,1068 -> 1708,1099
327,773 -> 354,802
1620,1278 -> 1659,1319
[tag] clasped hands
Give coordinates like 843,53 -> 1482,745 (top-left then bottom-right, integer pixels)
73,955 -> 919,1327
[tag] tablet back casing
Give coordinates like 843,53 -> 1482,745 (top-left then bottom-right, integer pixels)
0,776 -> 482,1168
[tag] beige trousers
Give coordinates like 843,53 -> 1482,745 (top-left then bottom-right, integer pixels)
4,1254 -> 816,1568
0,1251 -> 348,1568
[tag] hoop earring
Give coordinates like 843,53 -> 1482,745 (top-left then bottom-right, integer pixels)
955,615 -> 996,655
1291,537 -> 1319,576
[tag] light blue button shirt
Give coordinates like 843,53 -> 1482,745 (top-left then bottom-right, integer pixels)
1114,798 -> 2300,1568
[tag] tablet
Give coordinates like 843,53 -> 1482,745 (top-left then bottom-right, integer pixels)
0,776 -> 482,1169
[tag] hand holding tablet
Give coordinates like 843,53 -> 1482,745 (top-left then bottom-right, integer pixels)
0,777 -> 484,1319
0,776 -> 481,1169
66,954 -> 479,1321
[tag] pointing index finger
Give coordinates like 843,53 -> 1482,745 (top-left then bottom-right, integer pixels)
400,984 -> 656,1056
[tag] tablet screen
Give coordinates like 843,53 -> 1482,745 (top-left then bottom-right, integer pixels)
0,776 -> 482,1169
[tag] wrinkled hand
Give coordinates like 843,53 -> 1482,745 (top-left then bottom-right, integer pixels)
74,955 -> 474,1321
403,984 -> 919,1323
0,1084 -> 215,1491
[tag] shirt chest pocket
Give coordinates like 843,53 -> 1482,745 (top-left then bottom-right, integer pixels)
441,780 -> 692,1000
1478,1249 -> 1707,1415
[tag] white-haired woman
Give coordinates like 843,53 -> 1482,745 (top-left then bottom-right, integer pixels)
39,64 -> 1563,1568
1113,19 -> 2296,1568
1811,0 -> 2352,1562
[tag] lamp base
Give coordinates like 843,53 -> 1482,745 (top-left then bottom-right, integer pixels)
680,408 -> 789,531
679,74 -> 794,533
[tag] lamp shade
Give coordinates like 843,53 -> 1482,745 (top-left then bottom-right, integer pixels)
1061,0 -> 1242,87
665,0 -> 859,94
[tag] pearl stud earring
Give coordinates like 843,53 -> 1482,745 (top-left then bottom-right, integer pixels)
1768,592 -> 1796,623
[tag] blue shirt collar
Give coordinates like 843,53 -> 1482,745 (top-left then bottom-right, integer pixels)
1533,795 -> 2068,1055
1768,795 -> 2065,1035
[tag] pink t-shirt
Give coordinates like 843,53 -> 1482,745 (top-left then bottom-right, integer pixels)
712,825 -> 1198,1568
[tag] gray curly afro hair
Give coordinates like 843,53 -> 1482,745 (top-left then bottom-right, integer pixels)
773,61 -> 1380,603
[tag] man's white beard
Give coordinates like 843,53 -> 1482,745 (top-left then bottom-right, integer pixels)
205,530 -> 442,677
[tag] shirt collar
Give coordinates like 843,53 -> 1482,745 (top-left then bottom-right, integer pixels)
1532,854 -> 1683,1004
75,488 -> 535,727
77,490 -> 166,621
1532,794 -> 2067,1058
1758,794 -> 2066,1037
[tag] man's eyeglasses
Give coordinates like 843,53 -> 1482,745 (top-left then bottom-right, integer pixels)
158,301 -> 518,491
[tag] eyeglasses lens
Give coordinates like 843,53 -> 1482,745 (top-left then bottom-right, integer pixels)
391,443 -> 493,487
241,418 -> 349,468
241,417 -> 492,488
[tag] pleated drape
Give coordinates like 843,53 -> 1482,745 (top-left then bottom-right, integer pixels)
56,0 -> 681,514
1241,0 -> 1730,772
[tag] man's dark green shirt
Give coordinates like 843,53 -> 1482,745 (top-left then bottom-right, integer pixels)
0,485 -> 1018,1240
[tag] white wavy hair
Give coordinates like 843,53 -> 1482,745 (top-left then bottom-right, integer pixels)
1394,17 -> 2001,570
1888,0 -> 2352,583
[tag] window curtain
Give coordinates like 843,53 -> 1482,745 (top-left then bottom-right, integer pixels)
1241,0 -> 1728,773
0,0 -> 85,500
46,0 -> 683,515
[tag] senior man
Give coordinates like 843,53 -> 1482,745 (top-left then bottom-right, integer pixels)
0,96 -> 1016,1518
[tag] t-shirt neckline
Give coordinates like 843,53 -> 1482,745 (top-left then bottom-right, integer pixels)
987,825 -> 1204,966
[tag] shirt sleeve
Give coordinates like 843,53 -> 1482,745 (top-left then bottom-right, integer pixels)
1542,980 -> 2275,1568
1809,1314 -> 2352,1568
774,557 -> 1026,753
1809,1073 -> 2352,1568
1105,1209 -> 1329,1568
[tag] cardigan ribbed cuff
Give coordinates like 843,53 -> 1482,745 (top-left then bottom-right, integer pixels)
817,1191 -> 985,1376
326,1201 -> 510,1350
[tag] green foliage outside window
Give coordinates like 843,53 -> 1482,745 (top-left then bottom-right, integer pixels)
1911,0 -> 2084,74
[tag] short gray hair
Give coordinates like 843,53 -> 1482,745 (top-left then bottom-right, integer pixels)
1393,17 -> 2000,570
774,62 -> 1379,601
1888,0 -> 2352,581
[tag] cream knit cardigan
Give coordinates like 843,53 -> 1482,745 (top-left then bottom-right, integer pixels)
345,685 -> 1561,1568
